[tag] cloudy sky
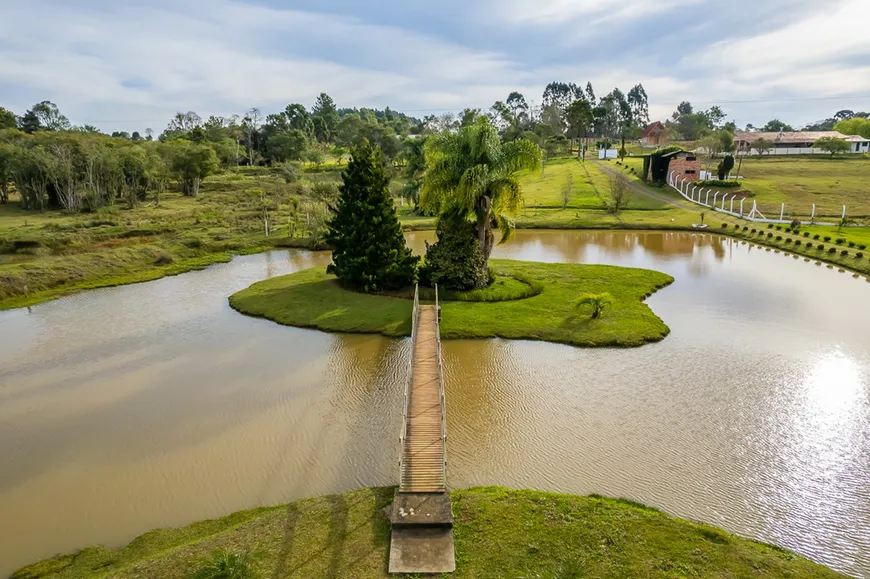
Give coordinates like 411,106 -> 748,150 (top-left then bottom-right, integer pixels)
1,0 -> 869,133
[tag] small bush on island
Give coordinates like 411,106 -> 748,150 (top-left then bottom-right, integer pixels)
803,231 -> 810,237
814,234 -> 821,240
848,242 -> 856,248
829,248 -> 837,254
576,292 -> 613,320
192,549 -> 255,579
767,233 -> 773,238
857,252 -> 864,258
841,249 -> 849,256
795,240 -> 802,246
776,225 -> 783,231
836,238 -> 844,245
776,235 -> 783,241
859,244 -> 867,251
824,236 -> 832,242
768,224 -> 774,229
721,223 -> 728,229
422,213 -> 489,290
785,238 -> 792,244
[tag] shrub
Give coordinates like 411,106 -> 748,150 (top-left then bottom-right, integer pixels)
767,232 -> 773,238
743,226 -> 748,231
751,229 -> 757,233
577,292 -> 614,319
784,229 -> 792,234
785,238 -> 792,243
790,218 -> 801,230
824,236 -> 831,242
794,240 -> 802,246
841,249 -> 849,256
192,550 -> 255,579
835,238 -> 844,245
805,243 -> 812,249
694,179 -> 741,188
423,214 -> 489,290
721,223 -> 728,229
775,235 -> 783,241
768,224 -> 774,229
829,247 -> 837,254
849,242 -> 856,248
857,252 -> 864,258
859,244 -> 867,250
814,234 -> 820,240
803,231 -> 810,237
817,245 -> 825,251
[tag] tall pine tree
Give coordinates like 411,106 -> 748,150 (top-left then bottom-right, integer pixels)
326,140 -> 419,292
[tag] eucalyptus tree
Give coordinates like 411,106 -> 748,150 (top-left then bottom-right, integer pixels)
421,116 -> 541,271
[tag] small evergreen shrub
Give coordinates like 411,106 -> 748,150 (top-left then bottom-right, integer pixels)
767,232 -> 773,238
835,238 -> 844,245
785,238 -> 792,244
776,225 -> 783,231
829,247 -> 837,254
743,226 -> 748,231
859,244 -> 867,250
803,231 -> 810,237
721,223 -> 728,229
775,235 -> 783,241
824,236 -> 831,242
768,224 -> 774,229
751,229 -> 757,233
794,240 -> 802,246
814,234 -> 820,240
857,252 -> 864,258
841,249 -> 849,256
848,242 -> 856,248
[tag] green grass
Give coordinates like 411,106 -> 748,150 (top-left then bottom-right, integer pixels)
229,260 -> 674,348
521,157 -> 666,211
12,487 -> 845,579
735,156 -> 870,219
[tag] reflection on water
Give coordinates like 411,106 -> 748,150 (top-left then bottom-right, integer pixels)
1,231 -> 869,577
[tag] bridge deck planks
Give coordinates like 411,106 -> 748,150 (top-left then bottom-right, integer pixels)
400,305 -> 446,493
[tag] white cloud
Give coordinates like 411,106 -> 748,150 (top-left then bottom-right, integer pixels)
691,0 -> 870,94
0,0 -> 867,131
499,0 -> 704,26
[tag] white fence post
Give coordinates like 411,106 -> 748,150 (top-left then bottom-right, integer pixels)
842,205 -> 847,221
811,203 -> 816,222
779,203 -> 784,222
730,198 -> 734,213
705,190 -> 710,206
740,198 -> 745,216
721,194 -> 727,210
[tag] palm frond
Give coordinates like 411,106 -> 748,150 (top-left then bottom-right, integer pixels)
493,212 -> 516,244
499,138 -> 543,174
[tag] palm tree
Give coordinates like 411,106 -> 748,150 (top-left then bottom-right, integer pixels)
577,293 -> 613,319
421,117 -> 541,267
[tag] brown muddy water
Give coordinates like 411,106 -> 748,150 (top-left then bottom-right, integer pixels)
0,231 -> 868,577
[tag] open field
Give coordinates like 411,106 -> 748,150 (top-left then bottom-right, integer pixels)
735,155 -> 870,219
522,156 -> 666,211
11,486 -> 844,579
229,260 -> 674,348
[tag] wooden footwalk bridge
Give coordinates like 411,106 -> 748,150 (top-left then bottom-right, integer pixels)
388,285 -> 455,574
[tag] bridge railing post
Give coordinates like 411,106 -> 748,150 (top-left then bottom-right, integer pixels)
435,283 -> 448,488
398,284 -> 420,490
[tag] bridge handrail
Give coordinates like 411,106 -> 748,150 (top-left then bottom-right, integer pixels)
398,284 -> 420,488
435,284 -> 447,487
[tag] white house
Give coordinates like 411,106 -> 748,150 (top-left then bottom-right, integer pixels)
734,130 -> 870,155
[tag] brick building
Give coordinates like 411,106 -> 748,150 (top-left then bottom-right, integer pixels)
645,150 -> 700,181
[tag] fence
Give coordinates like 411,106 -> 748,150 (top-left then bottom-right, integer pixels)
398,284 -> 420,489
667,171 -> 846,226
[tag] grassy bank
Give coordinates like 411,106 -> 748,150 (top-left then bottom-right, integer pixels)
12,486 -> 845,578
229,260 -> 674,348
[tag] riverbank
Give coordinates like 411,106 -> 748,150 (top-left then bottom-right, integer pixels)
11,486 -> 845,578
229,260 -> 674,348
2,158 -> 870,310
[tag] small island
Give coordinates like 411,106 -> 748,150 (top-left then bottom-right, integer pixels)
230,260 -> 674,348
